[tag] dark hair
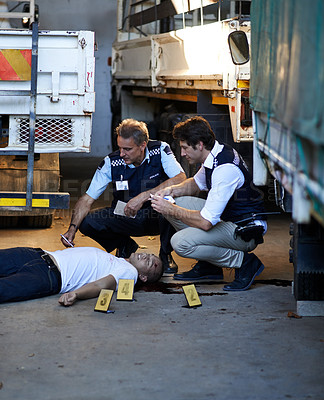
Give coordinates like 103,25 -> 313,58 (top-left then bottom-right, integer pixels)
147,256 -> 163,283
172,116 -> 215,150
115,118 -> 149,145
134,257 -> 163,290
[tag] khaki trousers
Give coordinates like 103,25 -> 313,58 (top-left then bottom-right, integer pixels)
167,196 -> 257,269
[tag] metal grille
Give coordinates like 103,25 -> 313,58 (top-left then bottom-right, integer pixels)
17,118 -> 74,145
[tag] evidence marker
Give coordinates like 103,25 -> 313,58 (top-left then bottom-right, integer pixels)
182,284 -> 202,308
94,289 -> 114,313
117,279 -> 134,301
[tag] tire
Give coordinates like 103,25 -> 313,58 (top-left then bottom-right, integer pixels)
292,218 -> 324,300
26,214 -> 53,229
0,216 -> 19,228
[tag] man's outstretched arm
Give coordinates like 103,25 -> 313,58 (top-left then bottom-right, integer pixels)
61,193 -> 95,247
124,171 -> 186,216
58,274 -> 117,307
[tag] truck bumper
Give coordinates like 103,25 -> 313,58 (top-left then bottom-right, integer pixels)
0,191 -> 70,210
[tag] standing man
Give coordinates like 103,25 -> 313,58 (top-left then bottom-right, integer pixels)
151,116 -> 267,291
61,119 -> 186,274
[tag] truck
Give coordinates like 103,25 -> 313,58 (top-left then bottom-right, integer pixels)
0,1 -> 95,228
247,0 -> 324,316
111,0 -> 324,315
111,0 -> 253,174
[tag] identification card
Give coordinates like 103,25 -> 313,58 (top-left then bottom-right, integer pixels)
94,289 -> 114,312
117,279 -> 134,301
183,284 -> 202,308
116,180 -> 129,191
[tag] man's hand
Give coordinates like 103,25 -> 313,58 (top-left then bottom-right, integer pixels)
61,194 -> 95,247
150,194 -> 175,216
58,275 -> 117,306
124,193 -> 147,217
58,292 -> 77,307
151,193 -> 213,231
61,228 -> 76,248
154,186 -> 173,199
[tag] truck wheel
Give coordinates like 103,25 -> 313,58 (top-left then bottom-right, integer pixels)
0,216 -> 19,228
26,214 -> 53,229
291,218 -> 324,300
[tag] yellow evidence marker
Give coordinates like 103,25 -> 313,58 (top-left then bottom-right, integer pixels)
94,289 -> 114,313
183,284 -> 202,308
117,279 -> 134,301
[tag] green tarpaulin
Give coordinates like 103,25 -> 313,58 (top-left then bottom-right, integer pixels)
250,0 -> 324,145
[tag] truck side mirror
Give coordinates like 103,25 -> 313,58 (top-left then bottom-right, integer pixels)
228,31 -> 250,65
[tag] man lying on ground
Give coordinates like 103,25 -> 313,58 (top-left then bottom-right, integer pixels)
0,247 -> 163,306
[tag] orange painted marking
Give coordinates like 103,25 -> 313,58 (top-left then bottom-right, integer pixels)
20,49 -> 32,66
0,49 -> 32,81
0,51 -> 14,80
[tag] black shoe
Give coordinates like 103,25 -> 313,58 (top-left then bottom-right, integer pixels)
160,252 -> 178,274
116,238 -> 139,259
173,260 -> 223,281
223,252 -> 264,291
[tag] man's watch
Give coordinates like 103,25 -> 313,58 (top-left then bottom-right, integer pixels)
69,223 -> 78,231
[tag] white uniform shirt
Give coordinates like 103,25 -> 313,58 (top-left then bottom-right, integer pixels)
194,141 -> 267,231
87,141 -> 184,200
46,247 -> 138,293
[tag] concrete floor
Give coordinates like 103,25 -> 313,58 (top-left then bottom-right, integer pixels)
0,157 -> 324,399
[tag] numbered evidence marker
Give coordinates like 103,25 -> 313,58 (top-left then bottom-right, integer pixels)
183,284 -> 202,308
117,279 -> 134,301
94,289 -> 114,313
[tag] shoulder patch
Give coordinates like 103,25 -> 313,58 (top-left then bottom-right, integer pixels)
233,149 -> 240,166
242,157 -> 249,171
97,159 -> 105,170
163,145 -> 173,155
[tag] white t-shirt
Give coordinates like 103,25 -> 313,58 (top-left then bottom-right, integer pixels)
86,141 -> 184,200
46,247 -> 138,294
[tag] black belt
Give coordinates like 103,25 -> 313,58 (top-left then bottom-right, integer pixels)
35,248 -> 62,290
233,212 -> 282,226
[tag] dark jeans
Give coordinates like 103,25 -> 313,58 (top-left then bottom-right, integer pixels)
0,247 -> 61,303
79,206 -> 175,255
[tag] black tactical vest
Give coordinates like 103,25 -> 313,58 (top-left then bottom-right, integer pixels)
205,144 -> 265,223
109,140 -> 168,208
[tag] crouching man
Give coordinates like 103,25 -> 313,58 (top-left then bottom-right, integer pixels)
0,247 -> 162,306
151,116 -> 267,291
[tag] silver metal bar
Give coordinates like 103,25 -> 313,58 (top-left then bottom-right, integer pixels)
0,91 -> 31,96
29,0 -> 35,24
0,12 -> 32,19
0,151 -> 28,155
256,139 -> 295,175
26,21 -> 38,210
182,0 -> 185,28
0,0 -> 34,23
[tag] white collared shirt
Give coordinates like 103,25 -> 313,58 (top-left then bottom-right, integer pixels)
194,142 -> 267,231
194,141 -> 245,226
